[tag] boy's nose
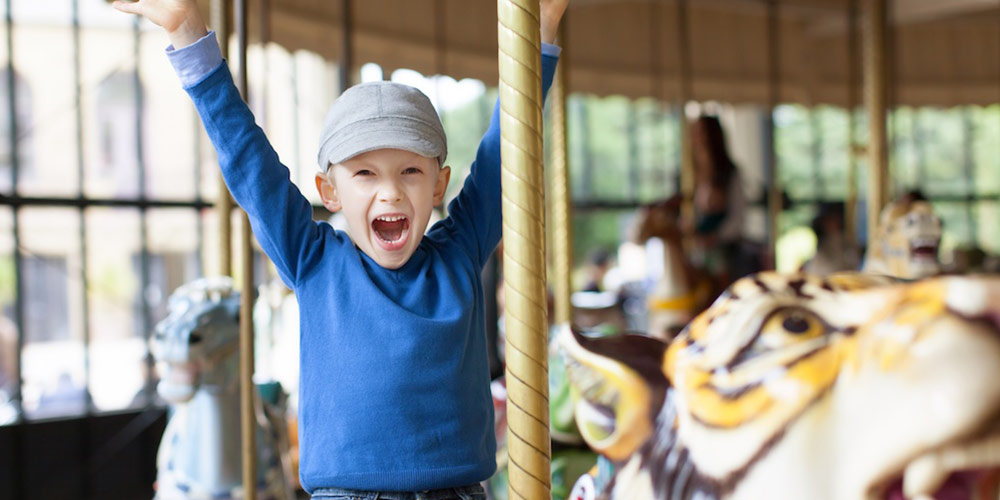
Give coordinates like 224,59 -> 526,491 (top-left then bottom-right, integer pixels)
377,180 -> 403,202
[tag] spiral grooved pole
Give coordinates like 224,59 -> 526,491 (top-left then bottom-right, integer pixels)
497,1 -> 550,499
211,0 -> 233,277
865,0 -> 889,245
550,47 -> 573,327
233,0 -> 257,497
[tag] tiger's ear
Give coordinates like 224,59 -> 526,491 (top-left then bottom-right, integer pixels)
556,325 -> 670,462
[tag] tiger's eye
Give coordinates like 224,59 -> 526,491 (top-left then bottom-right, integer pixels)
782,315 -> 810,334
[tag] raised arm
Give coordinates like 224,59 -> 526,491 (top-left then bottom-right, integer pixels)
113,0 -> 323,288
431,0 -> 568,266
112,0 -> 208,49
540,0 -> 570,45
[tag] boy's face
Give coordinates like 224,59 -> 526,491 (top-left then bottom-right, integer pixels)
315,148 -> 450,270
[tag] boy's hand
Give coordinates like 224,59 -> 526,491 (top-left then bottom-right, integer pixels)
112,0 -> 208,49
540,0 -> 569,45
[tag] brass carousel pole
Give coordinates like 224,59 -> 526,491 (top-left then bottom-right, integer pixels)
211,0 -> 233,277
864,0 -> 890,246
497,0 -> 551,499
234,0 -> 257,496
765,0 -> 781,270
845,0 -> 860,254
210,0 -> 256,496
675,0 -> 694,233
340,0 -> 353,93
550,21 -> 572,327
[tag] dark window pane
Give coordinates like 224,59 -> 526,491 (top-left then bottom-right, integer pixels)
146,209 -> 201,323
80,4 -> 144,199
635,98 -> 679,203
816,106 -> 849,201
200,208 -> 272,288
568,95 -> 633,202
0,208 -> 16,424
441,81 -> 491,206
141,32 -> 199,201
920,108 -> 967,198
932,200 -> 974,252
775,104 -> 814,201
12,13 -> 76,198
571,209 -> 636,279
0,69 -> 32,195
979,201 -> 1000,256
85,208 -> 144,411
972,105 -> 1000,197
20,208 -> 85,420
890,107 -> 920,193
87,72 -> 140,199
588,96 -> 632,201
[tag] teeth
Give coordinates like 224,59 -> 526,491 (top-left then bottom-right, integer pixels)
902,431 -> 1000,498
565,359 -> 619,408
578,398 -> 616,429
376,215 -> 405,222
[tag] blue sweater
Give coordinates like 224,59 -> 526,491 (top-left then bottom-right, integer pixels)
184,49 -> 558,492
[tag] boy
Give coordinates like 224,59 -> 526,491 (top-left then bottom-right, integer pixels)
112,0 -> 567,498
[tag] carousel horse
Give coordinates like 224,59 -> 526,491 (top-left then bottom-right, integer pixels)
152,277 -> 294,500
561,271 -> 1000,500
633,198 -> 712,340
864,193 -> 942,280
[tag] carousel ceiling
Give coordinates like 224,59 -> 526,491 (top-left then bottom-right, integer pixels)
230,0 -> 1000,107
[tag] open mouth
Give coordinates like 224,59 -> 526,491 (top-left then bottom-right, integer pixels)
372,214 -> 410,249
910,238 -> 940,261
156,361 -> 198,403
577,394 -> 618,442
564,355 -> 620,442
882,417 -> 1000,500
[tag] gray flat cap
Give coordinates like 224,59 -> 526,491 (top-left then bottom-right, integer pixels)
317,81 -> 447,170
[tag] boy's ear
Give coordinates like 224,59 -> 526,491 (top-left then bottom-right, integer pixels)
433,165 -> 451,206
315,171 -> 343,212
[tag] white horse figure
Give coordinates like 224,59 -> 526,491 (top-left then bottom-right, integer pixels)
632,198 -> 712,341
151,277 -> 294,500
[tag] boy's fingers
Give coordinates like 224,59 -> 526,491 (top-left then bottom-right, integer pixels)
111,0 -> 142,15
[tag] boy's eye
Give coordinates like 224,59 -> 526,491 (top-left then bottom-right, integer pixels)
354,169 -> 374,177
402,167 -> 422,175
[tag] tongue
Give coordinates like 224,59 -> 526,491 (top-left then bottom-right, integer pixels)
373,219 -> 406,242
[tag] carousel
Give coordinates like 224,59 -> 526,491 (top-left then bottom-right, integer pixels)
0,1 -> 998,499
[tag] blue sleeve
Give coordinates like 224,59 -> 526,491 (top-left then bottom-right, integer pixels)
432,48 -> 560,267
166,31 -> 225,88
184,64 -> 323,288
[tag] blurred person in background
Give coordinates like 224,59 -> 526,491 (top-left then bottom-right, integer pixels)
690,115 -> 756,287
802,201 -> 860,275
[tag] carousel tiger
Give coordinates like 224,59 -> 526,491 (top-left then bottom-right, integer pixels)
560,272 -> 1000,500
864,193 -> 942,280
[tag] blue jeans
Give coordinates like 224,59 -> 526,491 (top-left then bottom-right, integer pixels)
311,483 -> 486,500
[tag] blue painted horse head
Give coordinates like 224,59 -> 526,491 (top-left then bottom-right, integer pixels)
151,277 -> 293,500
152,277 -> 241,404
